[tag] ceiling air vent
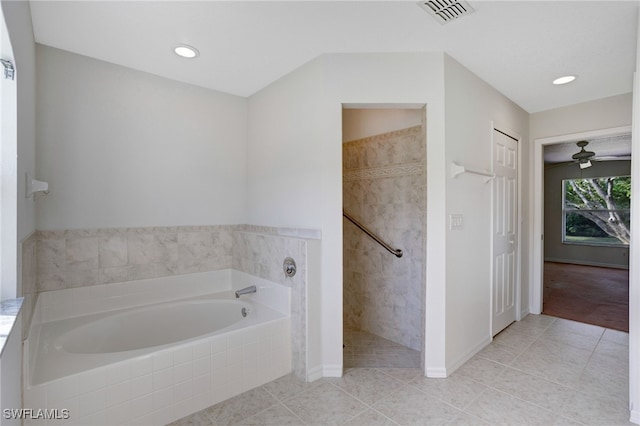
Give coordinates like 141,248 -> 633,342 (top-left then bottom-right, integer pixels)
418,0 -> 475,25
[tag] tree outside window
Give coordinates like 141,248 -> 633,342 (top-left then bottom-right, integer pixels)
563,175 -> 630,246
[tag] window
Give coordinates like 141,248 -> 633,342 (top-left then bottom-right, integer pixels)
562,176 -> 630,246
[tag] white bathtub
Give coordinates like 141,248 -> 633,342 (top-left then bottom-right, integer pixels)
24,270 -> 292,426
58,298 -> 250,354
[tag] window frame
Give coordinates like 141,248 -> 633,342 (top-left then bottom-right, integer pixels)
561,175 -> 631,248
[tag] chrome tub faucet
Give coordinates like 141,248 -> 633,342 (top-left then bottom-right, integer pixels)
235,285 -> 257,298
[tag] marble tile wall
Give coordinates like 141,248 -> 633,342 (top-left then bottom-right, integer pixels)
343,124 -> 426,351
21,232 -> 38,340
232,231 -> 308,381
35,226 -> 235,292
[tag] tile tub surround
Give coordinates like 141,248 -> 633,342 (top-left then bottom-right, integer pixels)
23,271 -> 292,426
35,226 -> 235,292
233,231 -> 308,381
343,125 -> 426,351
21,231 -> 38,340
171,315 -> 631,426
25,225 -> 316,382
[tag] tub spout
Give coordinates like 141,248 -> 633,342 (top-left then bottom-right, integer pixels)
235,285 -> 257,298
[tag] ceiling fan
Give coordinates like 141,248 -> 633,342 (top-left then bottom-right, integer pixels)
546,140 -> 632,170
571,141 -> 596,169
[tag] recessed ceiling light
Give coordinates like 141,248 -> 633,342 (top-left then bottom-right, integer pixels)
174,45 -> 199,59
553,75 -> 576,85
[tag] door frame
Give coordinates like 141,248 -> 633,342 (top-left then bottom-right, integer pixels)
490,123 -> 523,336
530,124 -> 632,314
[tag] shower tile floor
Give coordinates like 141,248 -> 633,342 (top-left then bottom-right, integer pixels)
170,315 -> 632,425
343,328 -> 421,368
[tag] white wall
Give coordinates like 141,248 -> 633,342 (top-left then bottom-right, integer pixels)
36,45 -> 248,230
1,0 -> 36,299
0,6 -> 16,302
531,93 -> 632,141
247,52 -> 447,376
443,55 -> 529,372
2,1 -> 35,242
544,161 -> 630,268
342,108 -> 422,142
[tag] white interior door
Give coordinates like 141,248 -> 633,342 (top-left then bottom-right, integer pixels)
492,129 -> 518,336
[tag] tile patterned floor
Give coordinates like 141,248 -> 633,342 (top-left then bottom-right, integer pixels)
343,328 -> 421,369
170,315 -> 632,425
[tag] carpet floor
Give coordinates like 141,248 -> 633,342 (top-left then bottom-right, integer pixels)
543,261 -> 629,332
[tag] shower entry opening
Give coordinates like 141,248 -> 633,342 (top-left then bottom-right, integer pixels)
341,105 -> 427,371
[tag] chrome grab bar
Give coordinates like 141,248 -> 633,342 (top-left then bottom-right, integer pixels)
343,210 -> 403,258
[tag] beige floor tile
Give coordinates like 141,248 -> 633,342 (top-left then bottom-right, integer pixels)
593,338 -> 630,363
509,344 -> 587,387
503,316 -> 552,337
545,318 -> 605,339
491,327 -> 539,353
455,357 -> 506,386
562,389 -> 634,426
261,373 -> 322,402
490,366 -> 574,414
282,382 -> 368,425
373,384 -> 461,425
168,387 -> 277,425
342,408 -> 398,425
519,313 -> 556,328
475,341 -> 522,365
376,367 -> 422,382
447,412 -> 490,425
531,336 -> 595,363
602,328 -> 629,347
538,328 -> 602,352
410,373 -> 486,410
576,356 -> 629,401
236,403 -> 305,425
463,388 -> 562,425
328,368 -> 405,405
587,351 -> 629,380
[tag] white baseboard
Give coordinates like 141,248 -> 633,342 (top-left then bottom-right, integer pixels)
321,364 -> 343,378
307,365 -> 323,382
425,335 -> 491,378
630,409 -> 640,425
545,257 -> 629,270
445,335 -> 492,376
425,367 -> 447,378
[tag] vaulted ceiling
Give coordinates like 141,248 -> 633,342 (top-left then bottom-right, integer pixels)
29,1 -> 638,113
